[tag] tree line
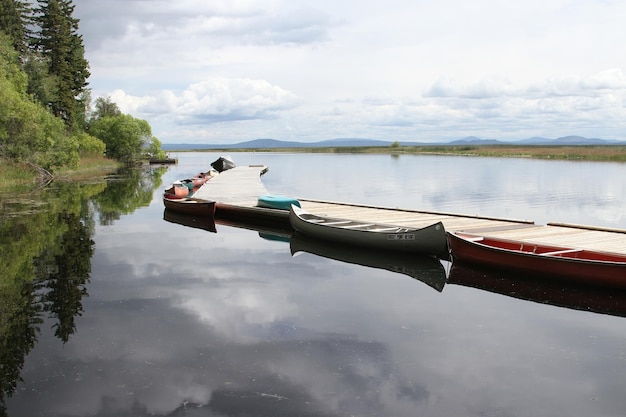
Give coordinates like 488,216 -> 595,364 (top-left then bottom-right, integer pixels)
0,0 -> 166,174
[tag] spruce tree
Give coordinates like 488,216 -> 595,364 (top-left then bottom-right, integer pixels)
0,0 -> 31,56
33,0 -> 90,131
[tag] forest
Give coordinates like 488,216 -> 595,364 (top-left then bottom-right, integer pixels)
0,0 -> 166,180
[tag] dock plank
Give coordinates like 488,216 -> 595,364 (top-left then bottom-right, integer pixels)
297,202 -> 626,256
188,166 -> 626,256
193,165 -> 269,205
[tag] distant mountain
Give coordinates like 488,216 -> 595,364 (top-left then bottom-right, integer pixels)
162,135 -> 626,150
313,138 -> 394,147
449,136 -> 503,145
228,138 -> 304,148
515,136 -> 552,144
552,135 -> 613,145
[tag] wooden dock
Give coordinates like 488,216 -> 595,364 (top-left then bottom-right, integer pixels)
193,165 -> 626,256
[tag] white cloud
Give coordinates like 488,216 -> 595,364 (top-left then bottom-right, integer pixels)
108,78 -> 298,127
74,0 -> 626,143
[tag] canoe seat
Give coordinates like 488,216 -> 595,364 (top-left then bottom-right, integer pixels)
540,249 -> 582,256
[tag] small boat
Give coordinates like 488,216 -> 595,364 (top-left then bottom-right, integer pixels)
257,194 -> 301,210
191,172 -> 211,187
290,233 -> 447,292
163,170 -> 216,199
289,205 -> 450,259
149,157 -> 177,164
211,156 -> 236,173
163,196 -> 216,216
164,181 -> 190,198
447,231 -> 626,288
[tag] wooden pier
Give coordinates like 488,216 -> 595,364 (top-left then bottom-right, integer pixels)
192,165 -> 626,256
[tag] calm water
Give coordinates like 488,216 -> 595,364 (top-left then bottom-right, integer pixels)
2,152 -> 626,417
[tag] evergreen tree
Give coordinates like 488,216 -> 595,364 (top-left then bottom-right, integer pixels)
0,0 -> 31,56
32,0 -> 90,131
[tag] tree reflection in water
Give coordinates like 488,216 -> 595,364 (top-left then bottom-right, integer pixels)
0,165 -> 167,413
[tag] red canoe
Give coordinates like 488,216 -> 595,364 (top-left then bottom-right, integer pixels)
163,197 -> 216,216
447,231 -> 626,288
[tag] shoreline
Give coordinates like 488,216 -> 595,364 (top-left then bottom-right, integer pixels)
165,145 -> 626,162
2,145 -> 624,188
0,156 -> 121,191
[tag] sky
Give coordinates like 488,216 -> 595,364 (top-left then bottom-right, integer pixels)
72,0 -> 626,144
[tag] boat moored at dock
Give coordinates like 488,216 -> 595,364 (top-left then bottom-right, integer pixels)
163,196 -> 216,216
448,231 -> 626,288
289,205 -> 450,259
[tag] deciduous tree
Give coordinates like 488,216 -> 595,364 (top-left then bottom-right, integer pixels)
89,114 -> 155,164
0,33 -> 79,170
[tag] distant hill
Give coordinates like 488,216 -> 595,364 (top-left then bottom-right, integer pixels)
449,136 -> 502,145
162,135 -> 626,150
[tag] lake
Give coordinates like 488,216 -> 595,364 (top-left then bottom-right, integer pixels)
2,152 -> 626,417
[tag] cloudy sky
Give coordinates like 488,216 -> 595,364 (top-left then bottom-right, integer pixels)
73,0 -> 626,144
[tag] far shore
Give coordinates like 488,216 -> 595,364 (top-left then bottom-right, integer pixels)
2,145 -> 624,189
167,144 -> 626,162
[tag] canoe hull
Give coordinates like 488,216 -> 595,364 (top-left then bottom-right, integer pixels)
289,205 -> 449,259
448,232 -> 626,288
163,197 -> 216,216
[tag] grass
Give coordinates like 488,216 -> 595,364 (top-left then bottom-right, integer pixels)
0,156 -> 121,192
0,161 -> 34,187
399,145 -> 626,161
53,156 -> 121,181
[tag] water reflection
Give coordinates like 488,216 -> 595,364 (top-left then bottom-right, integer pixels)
93,166 -> 168,225
290,233 -> 447,292
0,166 -> 167,413
163,208 -> 217,232
4,156 -> 626,416
170,210 -> 626,318
449,262 -> 626,318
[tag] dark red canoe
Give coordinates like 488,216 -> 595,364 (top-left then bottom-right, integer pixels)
447,231 -> 626,288
163,197 -> 216,216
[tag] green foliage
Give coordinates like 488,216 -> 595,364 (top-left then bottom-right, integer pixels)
23,55 -> 58,105
72,88 -> 91,132
390,141 -> 400,148
146,136 -> 167,159
0,33 -> 27,92
0,0 -> 32,55
32,0 -> 90,130
0,33 -> 79,170
89,114 -> 153,163
0,77 -> 79,170
75,131 -> 105,156
92,96 -> 121,120
1,6 -> 167,172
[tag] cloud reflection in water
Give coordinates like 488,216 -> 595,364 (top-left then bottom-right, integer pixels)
7,210 -> 626,417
